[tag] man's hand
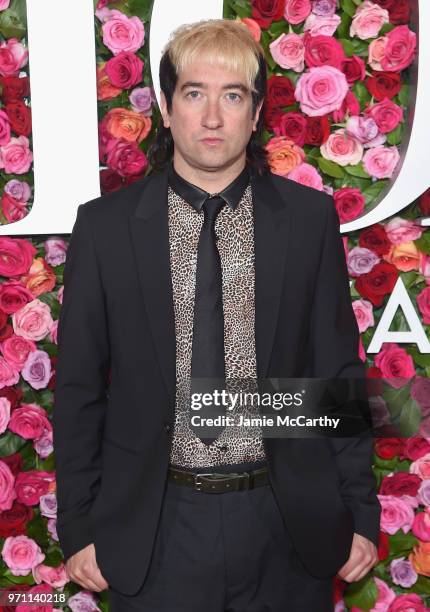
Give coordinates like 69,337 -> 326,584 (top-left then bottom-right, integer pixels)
336,533 -> 379,583
65,543 -> 109,592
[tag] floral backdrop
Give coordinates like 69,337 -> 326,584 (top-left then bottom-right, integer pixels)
0,0 -> 427,610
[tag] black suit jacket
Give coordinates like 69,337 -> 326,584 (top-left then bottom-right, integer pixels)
53,166 -> 381,596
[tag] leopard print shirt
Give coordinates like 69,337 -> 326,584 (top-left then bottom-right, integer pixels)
167,184 -> 267,469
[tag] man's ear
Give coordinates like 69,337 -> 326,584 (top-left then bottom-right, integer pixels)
252,98 -> 264,132
159,90 -> 171,129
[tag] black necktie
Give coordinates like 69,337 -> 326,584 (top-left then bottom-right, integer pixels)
190,195 -> 226,444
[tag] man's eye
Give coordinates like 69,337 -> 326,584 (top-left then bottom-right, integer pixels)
186,91 -> 201,99
226,93 -> 241,102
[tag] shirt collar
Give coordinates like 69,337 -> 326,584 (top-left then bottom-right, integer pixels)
167,160 -> 250,213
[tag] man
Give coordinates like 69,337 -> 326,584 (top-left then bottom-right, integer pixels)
53,18 -> 381,611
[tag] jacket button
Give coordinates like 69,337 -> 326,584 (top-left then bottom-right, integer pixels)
164,423 -> 171,433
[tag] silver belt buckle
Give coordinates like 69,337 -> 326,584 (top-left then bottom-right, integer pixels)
194,471 -> 249,492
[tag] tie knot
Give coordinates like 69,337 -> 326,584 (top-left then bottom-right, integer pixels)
203,196 -> 225,226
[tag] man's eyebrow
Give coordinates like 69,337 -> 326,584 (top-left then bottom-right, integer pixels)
180,81 -> 249,93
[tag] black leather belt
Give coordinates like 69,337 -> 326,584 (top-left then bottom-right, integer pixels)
167,465 -> 269,493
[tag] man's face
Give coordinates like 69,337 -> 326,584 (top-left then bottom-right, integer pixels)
160,58 -> 263,173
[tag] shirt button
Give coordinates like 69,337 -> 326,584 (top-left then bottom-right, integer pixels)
164,423 -> 171,433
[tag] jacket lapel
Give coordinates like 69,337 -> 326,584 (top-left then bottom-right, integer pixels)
251,171 -> 291,379
128,167 -> 291,408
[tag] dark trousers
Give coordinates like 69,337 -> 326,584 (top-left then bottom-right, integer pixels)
108,477 -> 336,611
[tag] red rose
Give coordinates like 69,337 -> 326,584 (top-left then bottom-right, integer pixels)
2,192 -> 26,223
365,71 -> 401,101
380,471 -> 422,497
264,105 -> 285,131
419,187 -> 430,216
251,0 -> 285,28
341,55 -> 365,84
4,101 -> 31,136
1,452 -> 23,476
377,531 -> 390,561
0,387 -> 22,411
0,500 -> 33,537
371,0 -> 394,9
304,33 -> 345,70
388,0 -> 410,25
355,262 -> 398,307
100,168 -> 123,194
333,187 -> 365,223
105,51 -> 144,90
0,76 -> 30,103
358,224 -> 391,256
273,112 -> 307,146
375,437 -> 404,459
304,115 -> 330,146
401,437 -> 430,461
266,75 -> 296,108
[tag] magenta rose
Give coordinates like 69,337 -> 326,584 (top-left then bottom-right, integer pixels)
334,187 -> 365,223
8,404 -> 51,441
363,145 -> 400,178
412,508 -> 430,542
1,334 -> 36,370
365,98 -> 403,134
284,0 -> 311,24
0,459 -> 16,511
304,33 -> 345,70
402,437 -> 430,461
0,0 -> 10,9
0,38 -> 28,77
381,25 -> 416,72
417,286 -> 430,325
374,342 -> 416,388
295,65 -> 348,117
105,50 -> 144,89
0,280 -> 34,314
14,470 -> 53,506
106,139 -> 148,177
0,396 -> 10,434
0,135 -> 32,174
287,162 -> 323,191
0,238 -> 36,277
0,357 -> 19,388
102,11 -> 145,56
388,593 -> 427,612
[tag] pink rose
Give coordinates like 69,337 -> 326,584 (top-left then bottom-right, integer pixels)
102,10 -> 145,55
304,34 -> 345,70
410,453 -> 430,480
0,279 -> 34,313
333,187 -> 365,222
412,508 -> 430,542
284,0 -> 312,24
384,217 -> 423,244
105,50 -> 144,89
363,145 -> 400,178
350,1 -> 389,40
0,0 -> 10,9
295,65 -> 349,116
374,342 -> 416,388
381,25 -> 417,72
368,36 -> 387,71
352,299 -> 374,333
0,459 -> 16,511
332,90 -> 360,123
0,108 -> 11,145
417,287 -> 430,325
320,128 -> 363,166
388,593 -> 427,612
0,396 -> 10,434
269,33 -> 305,72
0,135 -> 33,174
8,404 -> 51,441
378,494 -> 415,534
365,98 -> 403,134
303,13 -> 340,37
14,470 -> 54,506
12,299 -> 54,341
0,38 -> 28,77
1,334 -> 36,369
373,577 -> 396,610
106,138 -> 148,177
239,18 -> 261,42
0,356 -> 19,388
2,535 -> 44,576
287,162 -> 323,191
16,584 -> 53,612
33,563 -> 68,588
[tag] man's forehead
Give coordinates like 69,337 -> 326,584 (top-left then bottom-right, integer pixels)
176,59 -> 250,89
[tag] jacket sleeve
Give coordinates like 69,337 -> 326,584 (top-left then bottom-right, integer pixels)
309,195 -> 381,548
53,203 -> 110,562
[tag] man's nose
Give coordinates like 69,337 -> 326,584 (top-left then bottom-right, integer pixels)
201,99 -> 223,129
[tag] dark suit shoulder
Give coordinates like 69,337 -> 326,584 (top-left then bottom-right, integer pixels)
268,171 -> 334,219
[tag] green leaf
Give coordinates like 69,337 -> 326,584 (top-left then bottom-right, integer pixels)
344,575 -> 378,610
407,346 -> 430,368
0,8 -> 26,39
317,157 -> 345,179
344,163 -> 371,178
341,0 -> 358,18
353,80 -> 372,107
387,122 -> 404,146
414,231 -> 430,255
337,11 -> 352,39
398,84 -> 410,107
0,431 -> 26,458
269,20 -> 288,37
339,38 -> 355,57
386,531 -> 418,557
127,0 -> 153,21
363,180 -> 388,205
399,398 -> 421,436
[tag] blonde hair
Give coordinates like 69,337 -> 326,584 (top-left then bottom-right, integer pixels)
162,19 -> 264,94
